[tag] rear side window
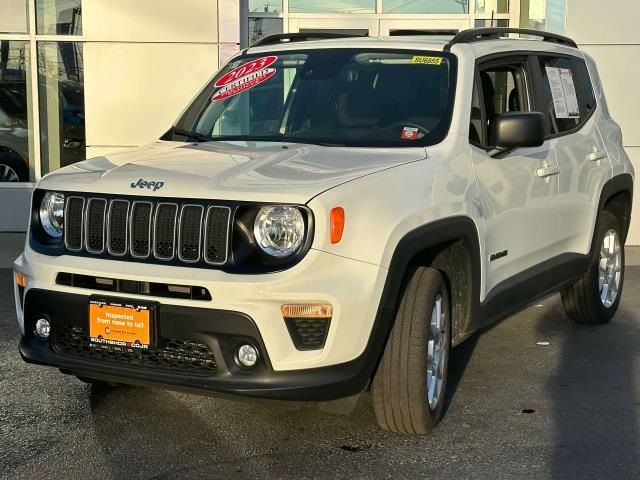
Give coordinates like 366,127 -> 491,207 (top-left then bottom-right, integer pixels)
574,60 -> 597,115
536,56 -> 581,135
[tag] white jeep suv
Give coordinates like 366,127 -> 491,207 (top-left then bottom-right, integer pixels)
14,28 -> 634,434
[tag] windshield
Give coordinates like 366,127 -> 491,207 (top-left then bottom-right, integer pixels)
170,49 -> 457,148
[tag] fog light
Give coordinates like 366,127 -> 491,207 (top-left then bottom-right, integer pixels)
236,344 -> 258,368
35,318 -> 51,338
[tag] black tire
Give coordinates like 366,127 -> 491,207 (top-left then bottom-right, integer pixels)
561,211 -> 624,325
0,149 -> 28,182
372,267 -> 450,434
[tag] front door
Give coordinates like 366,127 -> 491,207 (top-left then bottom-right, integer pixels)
470,56 -> 560,296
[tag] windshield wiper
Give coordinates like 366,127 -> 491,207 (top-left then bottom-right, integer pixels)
170,128 -> 212,143
210,134 -> 286,142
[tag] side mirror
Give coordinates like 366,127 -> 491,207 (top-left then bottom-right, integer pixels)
488,112 -> 546,158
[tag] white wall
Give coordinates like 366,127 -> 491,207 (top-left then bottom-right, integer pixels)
565,0 -> 640,244
82,0 -> 221,157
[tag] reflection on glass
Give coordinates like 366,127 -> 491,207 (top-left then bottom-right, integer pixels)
383,0 -> 468,14
36,0 -> 82,35
249,0 -> 282,13
474,19 -> 510,28
1,0 -> 28,34
38,42 -> 86,175
290,0 -> 374,13
526,0 -> 547,30
248,17 -> 283,46
0,41 -> 32,182
475,0 -> 509,14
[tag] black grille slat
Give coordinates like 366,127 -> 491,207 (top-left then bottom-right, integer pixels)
179,205 -> 203,262
204,206 -> 230,264
85,199 -> 107,253
64,197 -> 84,251
130,202 -> 152,258
285,318 -> 331,351
107,200 -> 129,255
154,203 -> 178,260
62,195 -> 231,267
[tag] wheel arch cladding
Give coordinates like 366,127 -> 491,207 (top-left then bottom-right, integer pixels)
370,216 -> 482,381
599,174 -> 633,244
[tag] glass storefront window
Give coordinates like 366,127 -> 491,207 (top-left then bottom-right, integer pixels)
383,0 -> 469,14
475,0 -> 509,14
1,0 -> 29,34
290,0 -> 375,14
248,17 -> 283,46
36,0 -> 82,35
249,0 -> 282,13
38,42 -> 85,175
0,41 -> 33,182
474,19 -> 510,27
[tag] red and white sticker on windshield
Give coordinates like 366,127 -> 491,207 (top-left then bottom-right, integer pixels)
401,127 -> 419,140
212,55 -> 278,101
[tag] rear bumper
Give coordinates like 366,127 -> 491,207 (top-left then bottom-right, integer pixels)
19,289 -> 370,401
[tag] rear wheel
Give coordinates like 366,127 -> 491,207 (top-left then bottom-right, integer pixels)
561,211 -> 624,324
372,267 -> 450,434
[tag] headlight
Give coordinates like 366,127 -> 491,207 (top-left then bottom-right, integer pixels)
39,192 -> 65,238
253,206 -> 305,257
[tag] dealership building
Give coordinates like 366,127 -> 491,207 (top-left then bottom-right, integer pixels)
1,0 -> 639,241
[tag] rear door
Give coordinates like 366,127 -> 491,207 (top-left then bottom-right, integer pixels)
532,54 -> 611,256
470,55 -> 560,295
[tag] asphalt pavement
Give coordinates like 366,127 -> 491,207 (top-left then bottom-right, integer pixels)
2,247 -> 640,479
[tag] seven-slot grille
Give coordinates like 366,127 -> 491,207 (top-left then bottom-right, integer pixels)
64,195 -> 231,266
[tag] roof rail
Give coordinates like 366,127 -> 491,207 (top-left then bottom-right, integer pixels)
251,32 -> 366,48
389,29 -> 459,37
443,27 -> 578,51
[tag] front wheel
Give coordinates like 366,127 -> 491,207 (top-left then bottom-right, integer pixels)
561,211 -> 625,324
372,267 -> 450,434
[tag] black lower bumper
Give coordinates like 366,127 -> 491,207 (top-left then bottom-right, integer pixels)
20,289 -> 370,401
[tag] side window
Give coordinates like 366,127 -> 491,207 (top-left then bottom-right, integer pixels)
574,59 -> 597,115
469,75 -> 484,145
536,56 -> 582,135
470,61 -> 528,147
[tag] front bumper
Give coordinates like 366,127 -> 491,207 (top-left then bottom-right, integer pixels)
15,247 -> 387,371
19,288 -> 372,400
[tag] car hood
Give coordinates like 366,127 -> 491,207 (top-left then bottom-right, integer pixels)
37,140 -> 427,203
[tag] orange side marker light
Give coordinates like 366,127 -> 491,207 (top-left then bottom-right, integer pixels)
15,271 -> 27,288
330,207 -> 345,244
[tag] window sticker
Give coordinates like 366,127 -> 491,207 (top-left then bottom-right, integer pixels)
411,55 -> 443,66
212,55 -> 278,101
545,66 -> 580,119
401,126 -> 419,140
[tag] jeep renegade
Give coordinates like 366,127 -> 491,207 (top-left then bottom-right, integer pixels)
14,28 -> 634,434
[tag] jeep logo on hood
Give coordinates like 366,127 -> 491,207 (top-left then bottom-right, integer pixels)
131,179 -> 165,192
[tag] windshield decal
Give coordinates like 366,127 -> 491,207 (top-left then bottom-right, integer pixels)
214,55 -> 278,88
401,127 -> 420,140
212,67 -> 276,101
410,55 -> 443,66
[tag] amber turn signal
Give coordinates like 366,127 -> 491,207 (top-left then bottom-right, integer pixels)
281,304 -> 333,319
330,207 -> 345,244
15,271 -> 27,288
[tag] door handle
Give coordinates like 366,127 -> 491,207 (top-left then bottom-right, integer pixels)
588,150 -> 608,162
536,164 -> 560,178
